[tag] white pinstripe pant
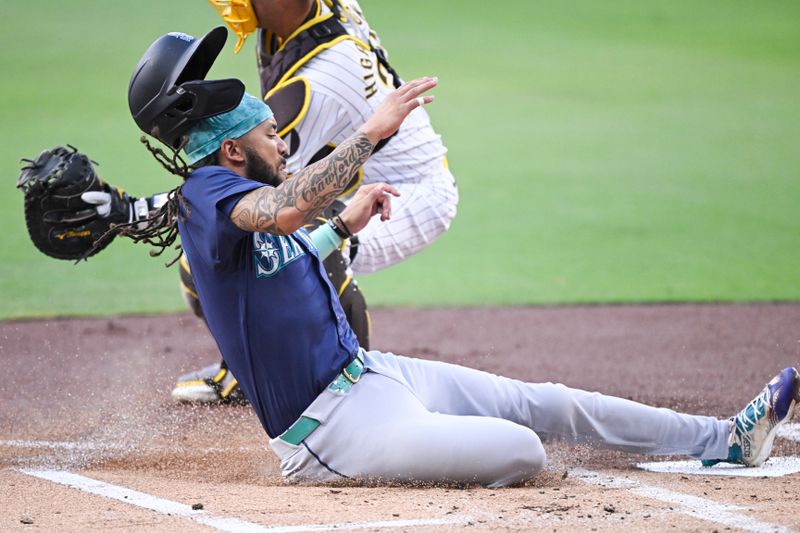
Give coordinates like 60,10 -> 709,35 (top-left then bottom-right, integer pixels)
347,165 -> 459,274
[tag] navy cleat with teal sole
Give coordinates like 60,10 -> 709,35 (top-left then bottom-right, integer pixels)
703,367 -> 800,467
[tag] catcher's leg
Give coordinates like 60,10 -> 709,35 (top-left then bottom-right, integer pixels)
320,248 -> 370,350
349,165 -> 458,274
171,255 -> 247,404
178,254 -> 205,320
308,202 -> 371,349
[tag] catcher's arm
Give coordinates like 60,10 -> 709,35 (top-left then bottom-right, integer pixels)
81,189 -> 169,226
17,145 -> 166,261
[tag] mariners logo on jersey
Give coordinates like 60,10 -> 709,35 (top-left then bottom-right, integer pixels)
252,231 -> 315,277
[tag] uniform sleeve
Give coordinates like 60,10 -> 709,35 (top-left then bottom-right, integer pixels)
181,167 -> 265,270
202,170 -> 265,217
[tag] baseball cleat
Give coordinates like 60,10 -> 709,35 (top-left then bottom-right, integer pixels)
703,367 -> 799,467
171,361 -> 248,405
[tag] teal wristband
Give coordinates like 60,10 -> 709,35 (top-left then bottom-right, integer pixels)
309,222 -> 343,259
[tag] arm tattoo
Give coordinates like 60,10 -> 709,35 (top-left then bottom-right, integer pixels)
231,131 -> 375,234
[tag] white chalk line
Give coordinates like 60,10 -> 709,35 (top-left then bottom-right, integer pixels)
637,455 -> 800,477
571,468 -> 792,533
17,466 -> 795,533
252,517 -> 471,532
634,423 -> 800,477
0,439 -> 258,454
16,469 -> 470,533
9,429 -> 800,532
2,439 -> 105,451
778,422 -> 800,443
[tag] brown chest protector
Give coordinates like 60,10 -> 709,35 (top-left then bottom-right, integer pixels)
258,16 -> 349,95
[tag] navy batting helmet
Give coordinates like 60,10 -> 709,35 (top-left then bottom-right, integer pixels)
128,26 -> 245,150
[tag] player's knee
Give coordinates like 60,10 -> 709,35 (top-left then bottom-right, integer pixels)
426,197 -> 458,237
516,430 -> 547,479
537,382 -> 583,422
436,173 -> 459,230
489,428 -> 546,487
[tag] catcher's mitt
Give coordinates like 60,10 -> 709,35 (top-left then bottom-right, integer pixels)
17,145 -> 132,260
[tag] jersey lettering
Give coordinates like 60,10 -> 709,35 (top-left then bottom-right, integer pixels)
252,232 -> 307,278
357,46 -> 378,99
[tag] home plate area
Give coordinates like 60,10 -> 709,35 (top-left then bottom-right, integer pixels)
637,455 -> 800,477
637,423 -> 800,477
3,308 -> 800,531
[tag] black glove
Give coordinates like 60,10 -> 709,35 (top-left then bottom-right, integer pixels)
17,145 -> 134,260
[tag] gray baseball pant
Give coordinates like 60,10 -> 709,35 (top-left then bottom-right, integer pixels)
269,350 -> 730,487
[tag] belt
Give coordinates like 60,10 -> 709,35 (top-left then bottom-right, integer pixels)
279,354 -> 364,445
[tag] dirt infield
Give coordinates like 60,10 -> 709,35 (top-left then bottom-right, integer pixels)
2,303 -> 800,531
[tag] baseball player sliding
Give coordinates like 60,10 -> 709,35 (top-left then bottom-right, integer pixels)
16,24 -> 798,486
116,28 -> 797,486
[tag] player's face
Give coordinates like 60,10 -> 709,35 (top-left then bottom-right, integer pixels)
251,1 -> 315,29
240,118 -> 289,187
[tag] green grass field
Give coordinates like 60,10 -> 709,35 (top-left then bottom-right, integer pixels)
1,0 -> 799,318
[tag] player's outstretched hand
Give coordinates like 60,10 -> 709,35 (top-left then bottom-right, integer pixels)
340,183 -> 400,234
360,77 -> 437,144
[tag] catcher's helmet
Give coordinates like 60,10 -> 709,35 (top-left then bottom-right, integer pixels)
128,26 -> 245,150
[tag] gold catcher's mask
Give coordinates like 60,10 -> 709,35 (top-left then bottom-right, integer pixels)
207,0 -> 258,53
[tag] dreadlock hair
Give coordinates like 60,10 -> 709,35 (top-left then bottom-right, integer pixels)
82,136 -> 211,267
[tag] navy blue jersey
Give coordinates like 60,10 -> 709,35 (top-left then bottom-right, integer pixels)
178,166 -> 359,437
